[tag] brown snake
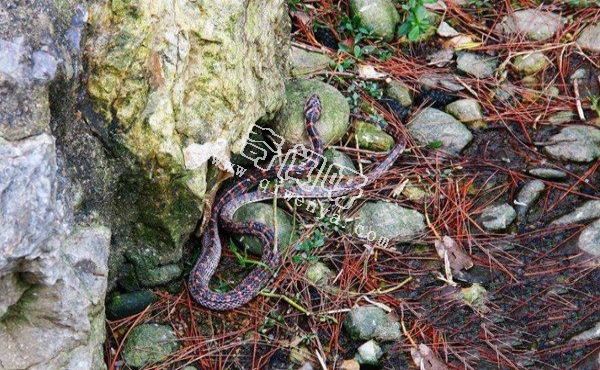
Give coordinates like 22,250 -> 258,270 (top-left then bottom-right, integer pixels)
189,95 -> 405,310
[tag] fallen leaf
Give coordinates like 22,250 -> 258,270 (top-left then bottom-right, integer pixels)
434,236 -> 474,274
445,35 -> 480,50
357,64 -> 387,80
437,22 -> 460,37
411,344 -> 449,370
427,48 -> 454,67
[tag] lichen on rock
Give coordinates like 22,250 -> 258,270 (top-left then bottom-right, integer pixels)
84,0 -> 291,285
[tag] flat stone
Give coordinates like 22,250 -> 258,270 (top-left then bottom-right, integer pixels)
385,80 -> 412,107
355,340 -> 383,365
122,324 -> 180,368
577,23 -> 600,53
513,52 -> 548,75
528,168 -> 567,180
543,125 -> 600,163
553,200 -> 600,225
355,120 -> 395,151
445,99 -> 484,124
457,52 -> 498,78
495,9 -> 563,41
408,107 -> 473,154
350,0 -> 400,41
480,203 -> 516,231
233,202 -> 298,255
290,47 -> 332,77
344,305 -> 402,341
275,79 -> 350,147
353,201 -> 425,241
578,219 -> 600,257
515,180 -> 546,216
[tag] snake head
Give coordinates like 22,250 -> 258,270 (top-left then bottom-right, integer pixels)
304,94 -> 321,122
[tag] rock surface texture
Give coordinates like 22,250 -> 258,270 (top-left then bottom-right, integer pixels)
0,0 -> 290,368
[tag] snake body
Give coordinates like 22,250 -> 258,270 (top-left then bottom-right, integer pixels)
189,95 -> 405,310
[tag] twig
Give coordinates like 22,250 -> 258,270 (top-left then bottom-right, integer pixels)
259,290 -> 312,315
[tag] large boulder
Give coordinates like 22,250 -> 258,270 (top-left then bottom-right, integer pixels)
83,0 -> 291,286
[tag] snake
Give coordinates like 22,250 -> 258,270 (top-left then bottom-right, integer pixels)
189,94 -> 405,310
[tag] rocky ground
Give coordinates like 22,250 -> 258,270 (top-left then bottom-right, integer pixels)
1,0 -> 599,369
101,1 -> 600,369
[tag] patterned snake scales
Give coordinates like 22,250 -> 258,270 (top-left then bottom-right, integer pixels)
189,95 -> 405,310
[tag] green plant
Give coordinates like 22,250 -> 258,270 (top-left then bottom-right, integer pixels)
292,229 -> 325,263
339,15 -> 374,44
229,241 -> 269,269
397,0 -> 437,41
427,140 -> 443,149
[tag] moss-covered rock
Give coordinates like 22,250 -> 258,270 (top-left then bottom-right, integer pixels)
232,202 -> 298,255
84,0 -> 291,287
354,121 -> 395,151
513,52 -> 548,75
290,46 -> 333,77
273,79 -> 350,148
350,0 -> 400,41
122,324 -> 180,368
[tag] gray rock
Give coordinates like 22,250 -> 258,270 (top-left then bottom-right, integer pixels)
290,47 -> 332,77
515,180 -> 546,216
513,52 -> 548,75
0,134 -> 59,284
577,23 -> 600,53
408,108 -> 473,154
233,203 -> 298,255
528,168 -> 567,180
107,291 -> 158,319
0,226 -> 111,370
553,200 -> 600,225
305,262 -> 334,286
322,148 -> 357,176
344,305 -> 402,341
456,52 -> 498,78
385,81 -> 412,107
445,99 -> 484,125
480,203 -> 517,231
350,0 -> 400,41
543,125 -> 600,163
355,120 -> 395,151
578,219 -> 600,257
355,340 -> 383,365
274,79 -> 350,147
353,201 -> 425,242
495,9 -> 563,41
122,324 -> 180,368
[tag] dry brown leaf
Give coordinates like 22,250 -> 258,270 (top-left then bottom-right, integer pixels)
410,344 -> 449,370
434,235 -> 474,274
